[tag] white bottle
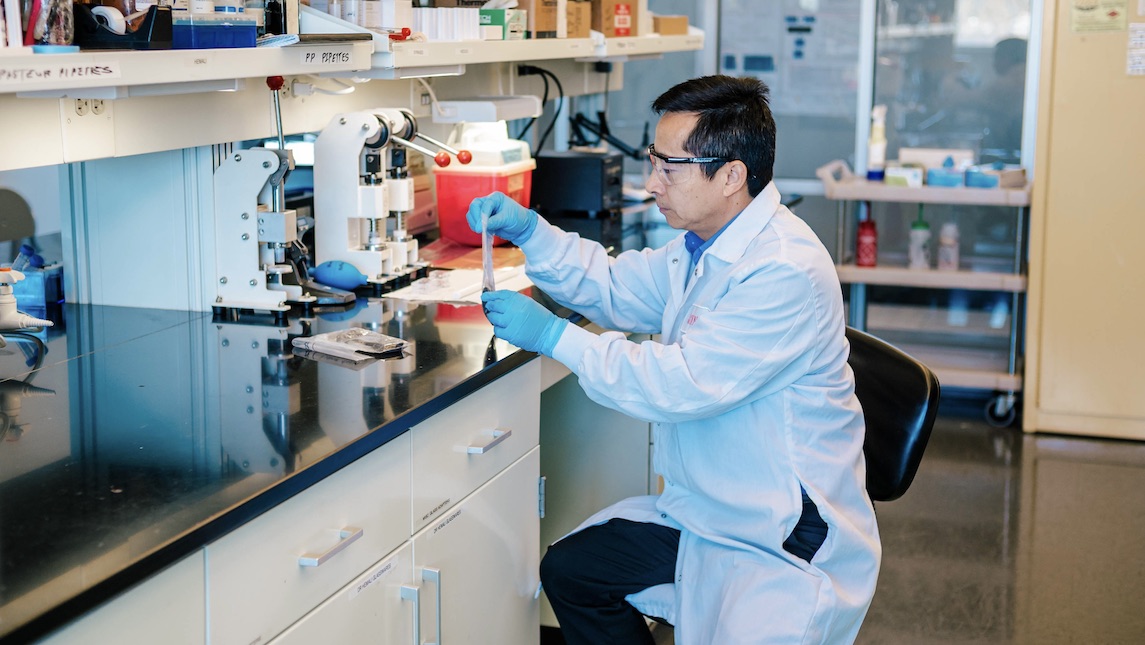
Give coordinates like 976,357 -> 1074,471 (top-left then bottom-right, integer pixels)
867,104 -> 888,181
937,222 -> 960,271
908,220 -> 931,270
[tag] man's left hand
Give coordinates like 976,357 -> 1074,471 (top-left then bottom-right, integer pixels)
481,290 -> 568,355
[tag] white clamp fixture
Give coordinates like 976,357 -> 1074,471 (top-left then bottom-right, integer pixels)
313,107 -> 471,290
0,268 -> 54,348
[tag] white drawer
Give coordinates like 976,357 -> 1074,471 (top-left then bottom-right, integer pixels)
269,543 -> 416,645
42,552 -> 205,645
207,434 -> 412,645
411,360 -> 540,533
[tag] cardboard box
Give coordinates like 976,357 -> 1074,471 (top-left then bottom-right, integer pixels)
592,0 -> 638,38
517,0 -> 566,39
652,14 -> 687,35
566,1 -> 591,38
480,9 -> 527,40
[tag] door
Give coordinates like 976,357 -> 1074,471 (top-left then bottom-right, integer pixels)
412,448 -> 541,645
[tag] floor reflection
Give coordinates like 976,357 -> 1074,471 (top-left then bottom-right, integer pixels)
858,394 -> 1145,644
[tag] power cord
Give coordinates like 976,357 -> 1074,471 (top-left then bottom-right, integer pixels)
517,65 -> 564,152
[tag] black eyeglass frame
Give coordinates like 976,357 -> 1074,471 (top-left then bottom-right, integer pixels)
647,144 -> 733,165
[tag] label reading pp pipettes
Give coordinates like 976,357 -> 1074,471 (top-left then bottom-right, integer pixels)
301,50 -> 354,66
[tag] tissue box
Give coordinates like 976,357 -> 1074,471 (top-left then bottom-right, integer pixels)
592,0 -> 639,37
480,9 -> 527,40
653,14 -> 688,35
567,0 -> 591,38
884,163 -> 924,188
965,164 -> 1026,189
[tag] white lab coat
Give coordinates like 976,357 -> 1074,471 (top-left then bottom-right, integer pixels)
520,183 -> 880,644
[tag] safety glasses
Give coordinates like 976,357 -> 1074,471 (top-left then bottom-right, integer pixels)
646,144 -> 733,186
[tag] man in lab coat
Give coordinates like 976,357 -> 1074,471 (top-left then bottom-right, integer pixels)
468,75 -> 880,644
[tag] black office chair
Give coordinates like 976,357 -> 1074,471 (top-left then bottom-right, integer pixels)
846,326 -> 940,502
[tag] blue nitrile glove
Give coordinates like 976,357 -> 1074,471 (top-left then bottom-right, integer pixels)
481,290 -> 568,355
466,192 -> 538,245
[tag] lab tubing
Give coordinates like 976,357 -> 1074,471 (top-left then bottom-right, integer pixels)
297,527 -> 363,566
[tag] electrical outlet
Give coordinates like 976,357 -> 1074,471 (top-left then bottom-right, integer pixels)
75,99 -> 90,116
421,92 -> 431,105
91,99 -> 106,115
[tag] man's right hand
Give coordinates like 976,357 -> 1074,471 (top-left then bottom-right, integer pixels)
466,192 -> 539,246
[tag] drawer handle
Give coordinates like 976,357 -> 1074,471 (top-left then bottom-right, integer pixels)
298,527 -> 363,567
467,429 -> 512,455
400,584 -> 420,645
422,567 -> 442,645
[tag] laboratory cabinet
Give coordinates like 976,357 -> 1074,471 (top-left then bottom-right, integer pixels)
206,433 -> 412,645
38,553 -> 206,645
1022,0 -> 1145,440
272,449 -> 542,645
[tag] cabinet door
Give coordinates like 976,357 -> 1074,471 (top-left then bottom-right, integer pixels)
411,360 -> 540,533
270,542 -> 417,645
413,448 -> 540,645
206,434 -> 412,645
40,552 -> 205,645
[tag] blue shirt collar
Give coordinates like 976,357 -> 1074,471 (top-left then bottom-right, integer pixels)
683,216 -> 738,269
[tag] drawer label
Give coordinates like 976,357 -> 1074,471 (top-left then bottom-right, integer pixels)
421,498 -> 451,523
431,508 -> 463,537
349,560 -> 395,599
0,62 -> 122,84
302,50 -> 353,66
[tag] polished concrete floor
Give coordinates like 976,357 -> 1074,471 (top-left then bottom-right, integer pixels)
641,393 -> 1145,644
856,394 -> 1145,644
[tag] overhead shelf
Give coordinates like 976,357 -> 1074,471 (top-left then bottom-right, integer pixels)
836,264 -> 1028,292
0,41 -> 374,96
299,5 -> 703,75
817,159 -> 1030,206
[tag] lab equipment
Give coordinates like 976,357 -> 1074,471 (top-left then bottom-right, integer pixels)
313,108 -> 470,292
908,211 -> 931,270
11,244 -> 35,271
937,222 -> 960,271
0,268 -> 54,348
212,146 -> 316,316
482,209 -> 495,293
866,104 -> 887,181
856,212 -> 877,267
434,121 -> 534,246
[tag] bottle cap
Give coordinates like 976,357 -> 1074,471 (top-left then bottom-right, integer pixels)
912,219 -> 930,231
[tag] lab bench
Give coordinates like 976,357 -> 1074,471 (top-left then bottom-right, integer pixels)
0,297 -> 548,644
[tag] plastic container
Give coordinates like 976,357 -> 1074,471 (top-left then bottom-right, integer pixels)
172,12 -> 257,49
856,218 -> 878,267
866,104 -> 887,181
908,219 -> 932,270
434,159 -> 536,246
937,222 -> 959,271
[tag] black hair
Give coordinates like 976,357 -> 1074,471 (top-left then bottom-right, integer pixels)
651,75 -> 776,197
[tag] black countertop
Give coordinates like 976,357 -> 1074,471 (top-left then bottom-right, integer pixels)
0,297 -> 538,644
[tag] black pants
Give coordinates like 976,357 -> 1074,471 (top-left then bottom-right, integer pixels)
540,492 -> 827,645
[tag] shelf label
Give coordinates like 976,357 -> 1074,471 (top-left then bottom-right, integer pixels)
456,47 -> 473,56
349,559 -> 395,600
0,61 -> 122,85
301,49 -> 355,66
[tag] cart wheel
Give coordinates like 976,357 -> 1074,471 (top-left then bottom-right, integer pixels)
985,394 -> 1018,428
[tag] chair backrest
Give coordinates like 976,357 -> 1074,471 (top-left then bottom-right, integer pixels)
846,327 -> 940,502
